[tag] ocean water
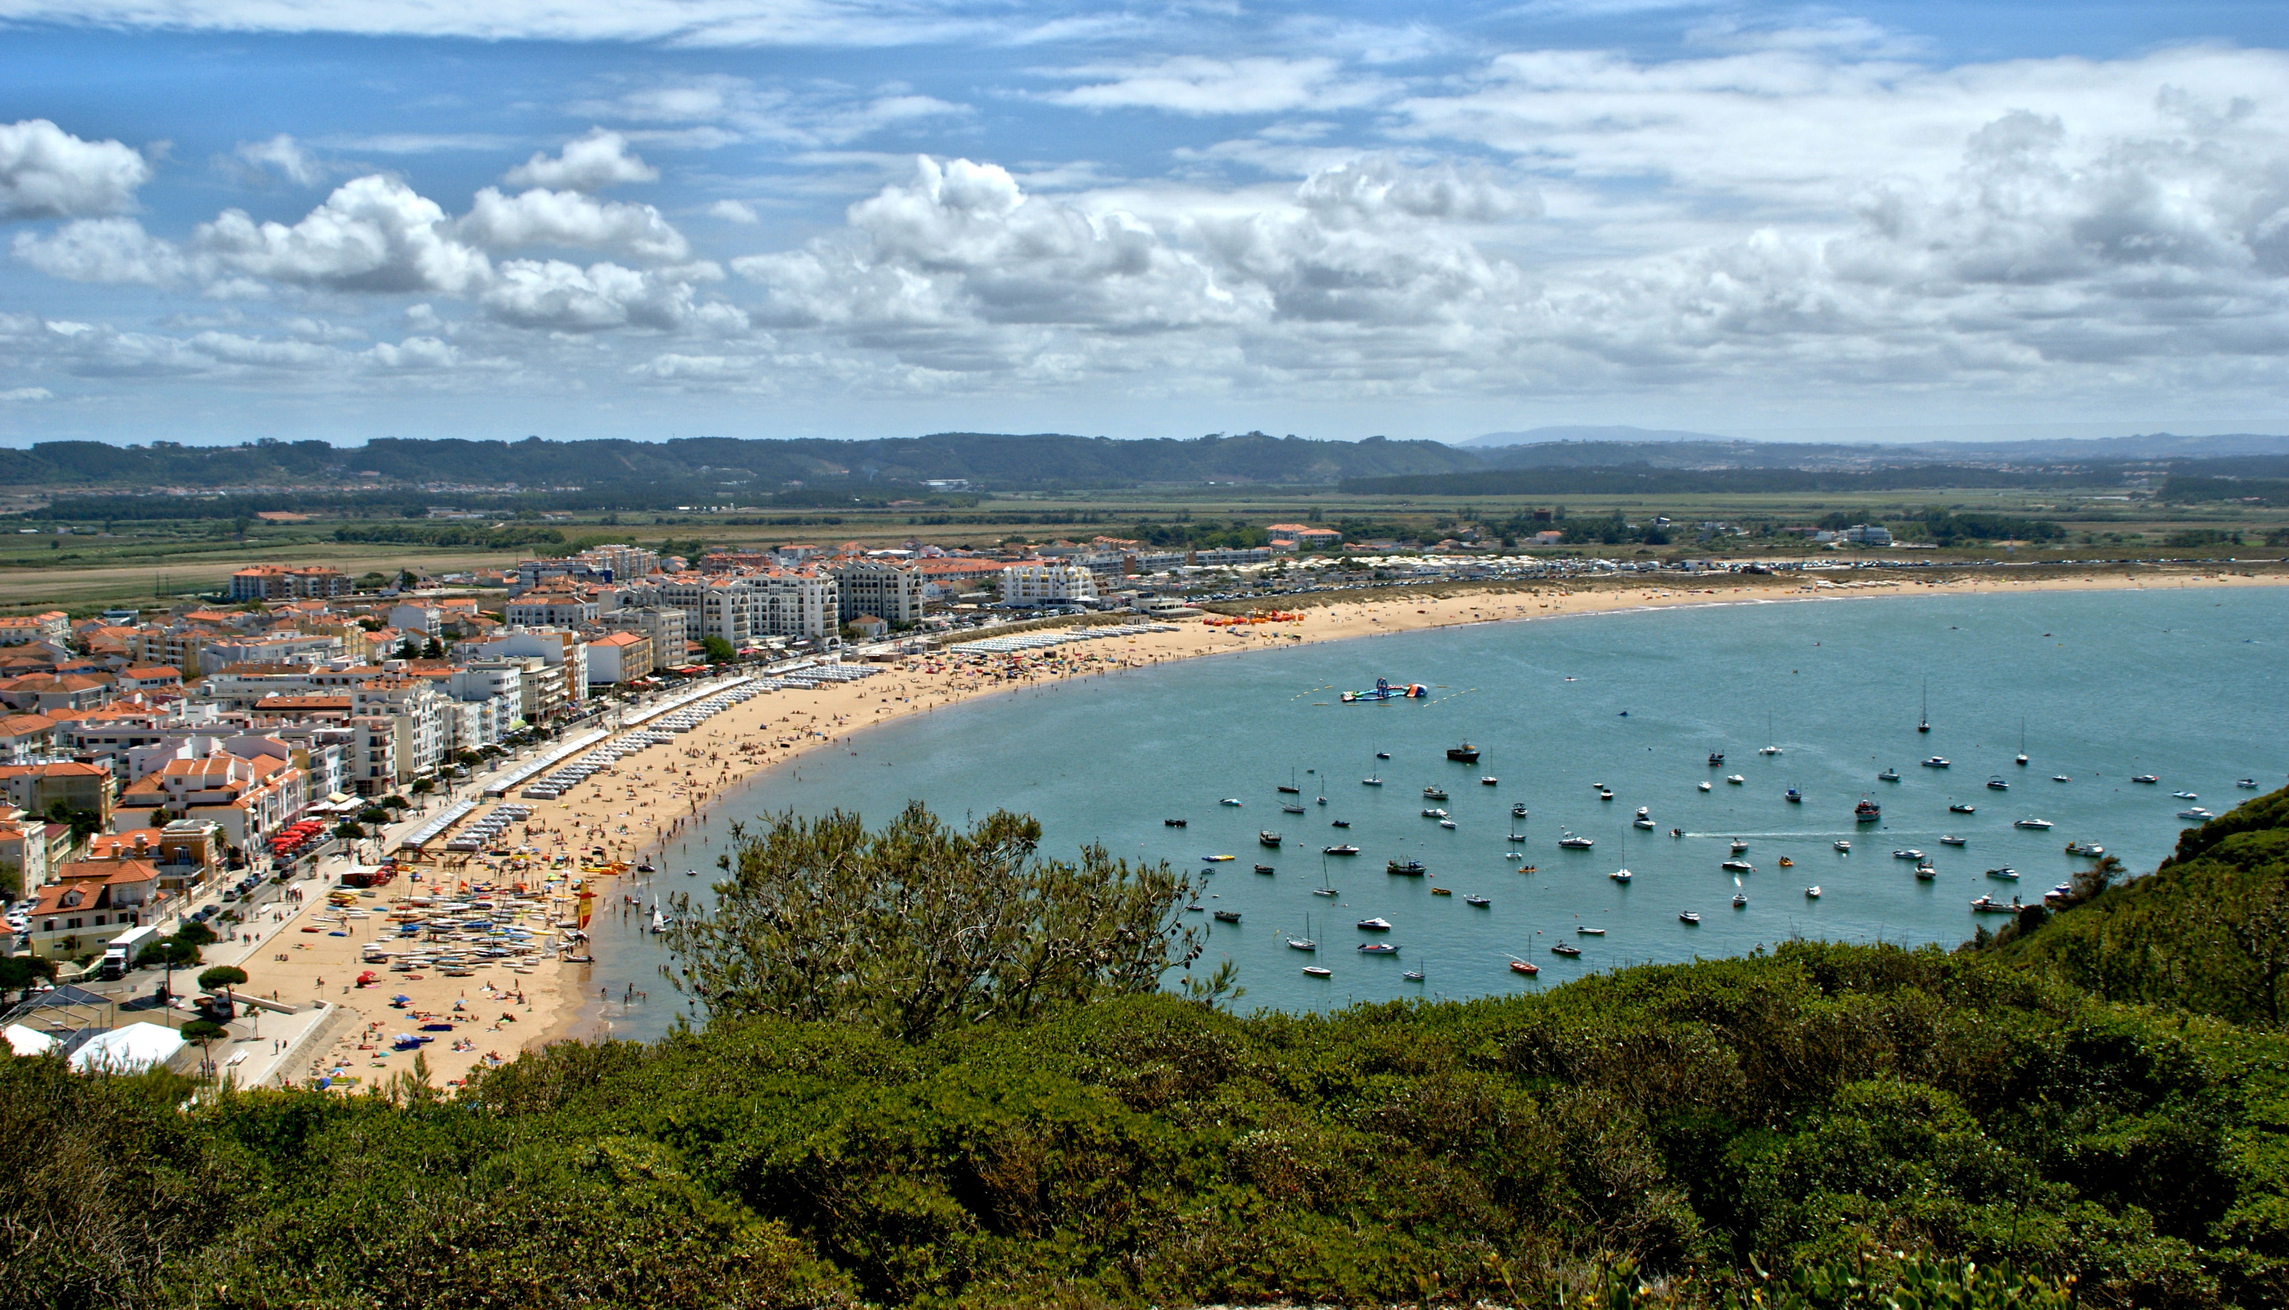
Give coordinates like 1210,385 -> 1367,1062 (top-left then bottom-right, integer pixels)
581,586 -> 2288,1040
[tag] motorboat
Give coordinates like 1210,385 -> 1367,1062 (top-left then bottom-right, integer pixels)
2178,808 -> 2214,821
1804,885 -> 1821,898
1551,941 -> 1583,957
1941,835 -> 1966,847
1785,788 -> 1802,803
1950,803 -> 1976,814
1892,848 -> 1924,861
1438,819 -> 1457,830
1698,781 -> 1713,792
1609,868 -> 1632,882
1356,916 -> 1393,931
1481,777 -> 1498,786
1599,788 -> 1615,801
1220,798 -> 1242,807
1163,818 -> 1187,828
1421,807 -> 1448,819
1855,800 -> 1881,822
1635,806 -> 1650,819
2065,841 -> 2103,857
1511,803 -> 1528,817
1358,942 -> 1399,955
1578,926 -> 1606,935
1465,894 -> 1490,907
1708,752 -> 1725,766
1331,819 -> 1351,828
1253,864 -> 1275,875
1970,894 -> 2020,913
1387,859 -> 1425,876
1878,768 -> 1900,782
2053,775 -> 2071,783
1986,866 -> 2019,881
1834,840 -> 1850,852
1634,817 -> 1656,829
2132,775 -> 2159,784
2045,883 -> 2074,903
2014,818 -> 2054,830
1423,786 -> 1449,801
1213,910 -> 1241,923
1302,966 -> 1332,977
2240,778 -> 2260,789
1922,757 -> 1950,769
1377,751 -> 1391,759
1679,911 -> 1702,924
1732,893 -> 1748,908
1730,838 -> 1748,853
1671,828 -> 1685,838
2172,790 -> 2198,800
1324,844 -> 1360,856
1445,742 -> 1480,763
1509,958 -> 1539,975
1915,864 -> 1936,881
1987,776 -> 2009,791
1722,860 -> 1754,873
1259,831 -> 1282,846
1726,774 -> 1745,785
1559,833 -> 1594,849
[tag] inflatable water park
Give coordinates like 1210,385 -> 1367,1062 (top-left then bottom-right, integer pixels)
1341,678 -> 1428,703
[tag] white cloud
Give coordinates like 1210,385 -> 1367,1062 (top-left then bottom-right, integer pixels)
0,386 -> 54,402
196,174 -> 492,293
234,133 -> 325,186
708,199 -> 759,223
0,0 -> 997,47
575,74 -> 970,147
503,129 -> 658,191
0,119 -> 151,219
1043,56 -> 1393,116
459,187 -> 692,262
13,216 -> 187,284
480,258 -> 715,332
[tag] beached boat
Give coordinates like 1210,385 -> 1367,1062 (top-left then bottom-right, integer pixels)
1386,860 -> 1425,876
1259,831 -> 1281,846
1446,742 -> 1480,763
2014,818 -> 2054,830
1324,844 -> 1360,856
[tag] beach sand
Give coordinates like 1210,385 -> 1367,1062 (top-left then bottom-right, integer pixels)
227,561 -> 2287,1088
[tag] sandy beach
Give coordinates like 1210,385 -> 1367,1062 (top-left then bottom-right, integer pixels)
225,561 -> 2286,1088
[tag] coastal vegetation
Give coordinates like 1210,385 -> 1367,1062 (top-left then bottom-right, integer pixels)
9,793 -> 2289,1308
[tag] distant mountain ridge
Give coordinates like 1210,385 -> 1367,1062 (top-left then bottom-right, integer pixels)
1465,428 -> 2289,470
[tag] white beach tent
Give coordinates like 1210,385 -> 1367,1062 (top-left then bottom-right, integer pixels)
67,1023 -> 185,1073
3,1023 -> 56,1056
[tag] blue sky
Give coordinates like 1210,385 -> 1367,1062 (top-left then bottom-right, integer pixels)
1,2 -> 2286,446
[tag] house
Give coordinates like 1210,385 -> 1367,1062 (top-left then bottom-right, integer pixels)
23,859 -> 161,960
0,712 -> 57,764
0,611 -> 70,646
119,750 -> 304,852
0,804 -> 51,897
115,665 -> 184,695
847,614 -> 889,640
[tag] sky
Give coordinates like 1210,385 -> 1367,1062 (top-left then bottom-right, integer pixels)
1,1 -> 2286,448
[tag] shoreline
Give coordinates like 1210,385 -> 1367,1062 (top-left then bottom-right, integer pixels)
225,563 -> 2282,1082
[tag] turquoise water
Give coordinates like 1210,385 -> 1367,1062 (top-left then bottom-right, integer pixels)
582,587 -> 2288,1039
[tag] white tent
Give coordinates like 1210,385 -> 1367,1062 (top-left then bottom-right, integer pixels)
3,1023 -> 56,1056
67,1023 -> 185,1073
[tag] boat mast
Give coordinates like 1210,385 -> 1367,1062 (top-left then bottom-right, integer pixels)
1918,678 -> 1930,733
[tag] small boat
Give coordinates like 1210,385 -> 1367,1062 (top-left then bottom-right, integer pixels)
1252,864 -> 1275,875
1401,966 -> 1425,982
1421,807 -> 1448,819
1377,752 -> 1391,759
1286,928 -> 1316,951
1324,844 -> 1360,856
1511,802 -> 1528,817
2046,882 -> 2074,902
1313,888 -> 1338,898
1509,958 -> 1539,975
1445,742 -> 1480,763
2239,778 -> 2260,789
1559,833 -> 1594,849
1834,840 -> 1850,852
1387,860 -> 1425,876
1481,776 -> 1499,786
1722,860 -> 1754,873
1185,904 -> 1203,913
1430,886 -> 1453,896
1919,679 -> 1931,734
1259,831 -> 1282,847
1598,788 -> 1615,801
2052,775 -> 2071,783
1213,910 -> 1241,923
2172,790 -> 2198,800
1679,911 -> 1701,925
1892,848 -> 1924,861
1986,866 -> 2019,881
1804,885 -> 1821,899
1987,776 -> 2009,791
1331,819 -> 1351,828
1855,800 -> 1881,822
2132,774 -> 2159,784
1730,838 -> 1748,853
1878,768 -> 1901,782
1163,818 -> 1187,828
1670,828 -> 1684,838
1727,774 -> 1745,785
1357,942 -> 1399,955
1362,774 -> 1384,786
2065,840 -> 2103,857
1633,817 -> 1655,830
1609,868 -> 1632,882
1785,788 -> 1802,803
1282,804 -> 1307,814
1423,786 -> 1449,801
1922,757 -> 1950,769
1465,894 -> 1490,907
1578,926 -> 1606,935
1551,942 -> 1583,957
1950,803 -> 1976,814
2014,818 -> 2054,830
1438,819 -> 1457,830
635,861 -> 655,873
1777,856 -> 1793,867
1970,894 -> 2020,913
1302,966 -> 1332,977
1635,806 -> 1650,819
1220,798 -> 1242,807
2016,720 -> 2029,766
1708,752 -> 1725,766
2178,808 -> 2213,821
1732,893 -> 1748,908
1698,781 -> 1713,792
1277,784 -> 1300,795
1203,854 -> 1235,862
1940,835 -> 1966,847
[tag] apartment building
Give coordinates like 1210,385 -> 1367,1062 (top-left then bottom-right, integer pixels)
585,632 -> 653,685
0,610 -> 70,646
999,563 -> 1099,607
505,594 -> 600,627
348,678 -> 449,782
601,606 -> 688,668
828,559 -> 921,624
228,565 -> 352,601
196,633 -> 345,676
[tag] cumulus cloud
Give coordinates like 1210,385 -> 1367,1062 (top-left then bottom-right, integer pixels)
0,119 -> 151,219
197,175 -> 492,293
459,187 -> 691,262
503,129 -> 657,191
13,216 -> 188,284
708,199 -> 759,223
233,133 -> 325,186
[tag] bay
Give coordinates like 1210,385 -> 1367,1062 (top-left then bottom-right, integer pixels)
580,585 -> 2288,1041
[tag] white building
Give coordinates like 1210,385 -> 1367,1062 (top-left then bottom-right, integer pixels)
828,559 -> 921,624
999,563 -> 1099,607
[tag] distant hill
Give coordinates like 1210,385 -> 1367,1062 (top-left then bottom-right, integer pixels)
1459,425 -> 1730,448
